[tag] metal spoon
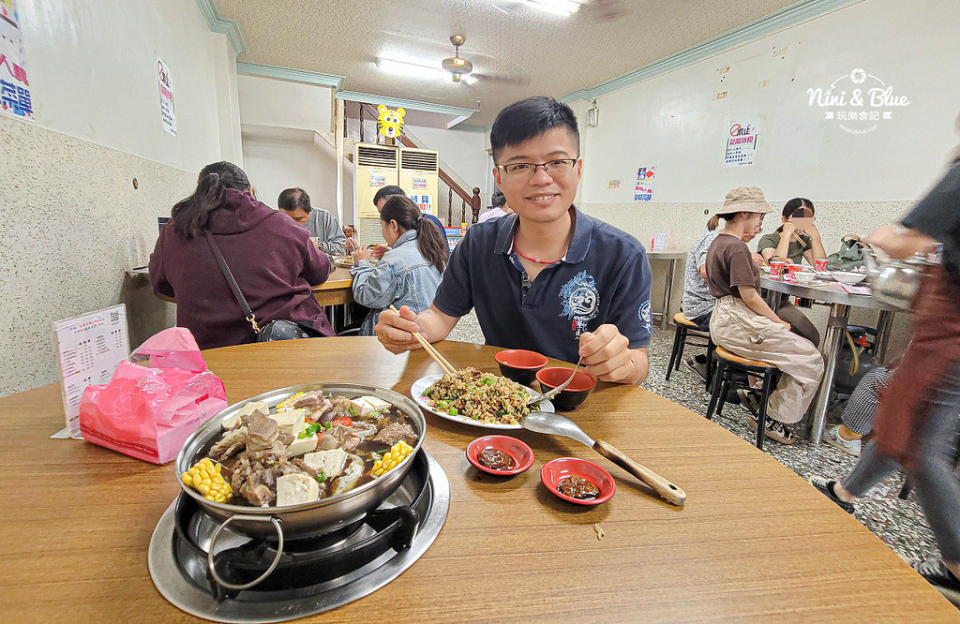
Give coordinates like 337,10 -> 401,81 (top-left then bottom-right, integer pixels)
522,411 -> 686,506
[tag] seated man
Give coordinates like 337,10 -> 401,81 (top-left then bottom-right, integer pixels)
278,187 -> 347,256
375,96 -> 652,384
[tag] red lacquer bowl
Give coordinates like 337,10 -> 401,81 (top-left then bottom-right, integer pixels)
495,349 -> 549,386
466,435 -> 535,476
536,367 -> 596,411
540,457 -> 615,505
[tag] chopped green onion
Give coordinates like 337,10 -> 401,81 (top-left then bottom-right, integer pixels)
315,472 -> 326,482
298,432 -> 307,439
348,406 -> 357,416
423,388 -> 433,396
448,408 -> 459,416
325,421 -> 332,429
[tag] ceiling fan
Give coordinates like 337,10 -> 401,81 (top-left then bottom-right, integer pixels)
441,35 -> 473,83
440,35 -> 530,86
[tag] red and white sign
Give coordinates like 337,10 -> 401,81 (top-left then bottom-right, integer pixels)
724,121 -> 757,167
0,0 -> 33,122
157,57 -> 176,135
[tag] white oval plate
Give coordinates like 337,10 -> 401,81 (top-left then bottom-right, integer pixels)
410,374 -> 554,430
333,256 -> 378,268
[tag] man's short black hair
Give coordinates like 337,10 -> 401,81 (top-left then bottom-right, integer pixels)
373,185 -> 406,206
490,96 -> 579,162
278,187 -> 311,213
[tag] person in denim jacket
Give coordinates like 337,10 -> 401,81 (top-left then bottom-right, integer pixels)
350,195 -> 446,335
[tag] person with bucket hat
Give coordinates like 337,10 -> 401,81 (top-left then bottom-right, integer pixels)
705,187 -> 825,444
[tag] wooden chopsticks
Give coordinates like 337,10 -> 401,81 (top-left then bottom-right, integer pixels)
388,305 -> 457,375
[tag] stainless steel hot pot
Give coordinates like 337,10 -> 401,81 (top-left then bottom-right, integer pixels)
175,382 -> 427,590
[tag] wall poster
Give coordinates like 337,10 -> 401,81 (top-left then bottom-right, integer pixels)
0,0 -> 33,122
634,167 -> 655,201
724,121 -> 758,167
157,57 -> 177,135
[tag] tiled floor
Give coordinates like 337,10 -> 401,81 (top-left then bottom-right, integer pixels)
447,312 -> 939,565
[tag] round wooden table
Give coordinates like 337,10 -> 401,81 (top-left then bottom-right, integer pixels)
312,266 -> 354,307
0,338 -> 954,622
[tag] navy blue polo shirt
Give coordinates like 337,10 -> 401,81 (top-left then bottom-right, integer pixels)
433,208 -> 653,363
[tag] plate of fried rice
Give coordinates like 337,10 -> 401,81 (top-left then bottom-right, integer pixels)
411,368 -> 554,430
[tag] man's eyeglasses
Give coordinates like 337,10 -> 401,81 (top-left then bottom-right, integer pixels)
496,158 -> 578,178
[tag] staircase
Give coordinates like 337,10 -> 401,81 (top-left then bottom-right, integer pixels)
352,103 -> 483,228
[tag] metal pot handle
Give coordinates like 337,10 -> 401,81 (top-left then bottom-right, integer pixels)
207,514 -> 284,591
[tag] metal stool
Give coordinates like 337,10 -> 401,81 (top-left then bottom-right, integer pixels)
665,312 -> 715,389
706,346 -> 778,450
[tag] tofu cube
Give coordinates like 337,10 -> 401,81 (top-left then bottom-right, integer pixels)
276,473 -> 319,506
286,433 -> 318,457
269,408 -> 307,436
360,396 -> 392,414
222,400 -> 270,430
349,398 -> 374,417
303,448 -> 348,478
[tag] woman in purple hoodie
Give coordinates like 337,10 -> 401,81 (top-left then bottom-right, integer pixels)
150,162 -> 334,349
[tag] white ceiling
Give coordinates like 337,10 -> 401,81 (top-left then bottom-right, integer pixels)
217,0 -> 800,125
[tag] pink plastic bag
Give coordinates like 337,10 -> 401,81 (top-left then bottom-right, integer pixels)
78,328 -> 227,464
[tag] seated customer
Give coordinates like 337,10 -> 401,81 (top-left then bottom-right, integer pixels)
278,187 -> 347,255
706,187 -> 824,444
348,186 -> 449,258
477,190 -> 514,223
150,162 -> 334,349
375,96 -> 652,384
350,195 -> 445,335
755,197 -> 826,345
823,366 -> 893,457
682,215 -> 721,331
681,215 -> 763,374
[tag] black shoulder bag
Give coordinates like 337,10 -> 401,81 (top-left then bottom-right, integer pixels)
204,232 -> 323,342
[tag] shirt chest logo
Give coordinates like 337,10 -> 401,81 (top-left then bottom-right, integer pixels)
559,271 -> 599,337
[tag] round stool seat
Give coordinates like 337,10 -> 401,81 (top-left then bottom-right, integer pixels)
673,312 -> 698,328
714,346 -> 776,370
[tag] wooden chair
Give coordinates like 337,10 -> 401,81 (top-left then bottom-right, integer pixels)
665,312 -> 715,389
706,346 -> 779,450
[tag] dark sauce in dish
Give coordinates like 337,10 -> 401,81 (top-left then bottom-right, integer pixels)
477,448 -> 515,470
557,475 -> 600,499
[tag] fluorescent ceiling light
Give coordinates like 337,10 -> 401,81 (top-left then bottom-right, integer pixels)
376,57 -> 476,85
519,0 -> 583,17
